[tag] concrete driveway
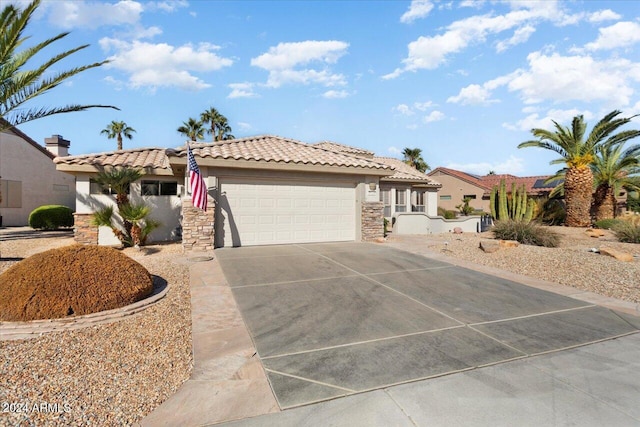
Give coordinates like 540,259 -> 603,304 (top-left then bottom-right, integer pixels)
216,242 -> 639,412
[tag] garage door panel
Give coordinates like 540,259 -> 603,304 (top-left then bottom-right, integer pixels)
218,178 -> 356,247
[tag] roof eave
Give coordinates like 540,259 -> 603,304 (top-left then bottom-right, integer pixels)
55,163 -> 175,176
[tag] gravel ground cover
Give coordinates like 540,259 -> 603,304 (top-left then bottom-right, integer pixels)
0,231 -> 192,426
387,226 -> 640,304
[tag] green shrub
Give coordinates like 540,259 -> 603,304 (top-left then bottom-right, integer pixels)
437,207 -> 457,219
28,205 -> 74,230
535,198 -> 566,225
613,222 -> 640,244
628,195 -> 640,213
492,220 -> 561,247
595,218 -> 626,230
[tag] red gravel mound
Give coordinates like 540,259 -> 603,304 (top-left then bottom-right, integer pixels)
0,245 -> 153,321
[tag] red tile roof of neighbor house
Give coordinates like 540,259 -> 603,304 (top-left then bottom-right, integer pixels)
170,135 -> 393,171
428,167 -> 556,196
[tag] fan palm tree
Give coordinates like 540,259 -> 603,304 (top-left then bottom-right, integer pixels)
177,118 -> 205,141
402,147 -> 430,172
200,107 -> 223,142
215,115 -> 235,141
0,0 -> 117,129
518,111 -> 640,227
100,121 -> 136,151
591,141 -> 640,221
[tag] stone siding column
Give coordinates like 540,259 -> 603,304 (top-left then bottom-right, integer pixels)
181,197 -> 215,252
73,213 -> 98,245
361,201 -> 384,241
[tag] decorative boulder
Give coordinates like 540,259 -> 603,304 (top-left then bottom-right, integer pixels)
479,240 -> 501,253
599,246 -> 634,262
499,240 -> 520,248
586,228 -> 605,238
0,245 -> 153,321
453,227 -> 463,234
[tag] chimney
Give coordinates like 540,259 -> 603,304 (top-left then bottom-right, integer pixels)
45,135 -> 70,157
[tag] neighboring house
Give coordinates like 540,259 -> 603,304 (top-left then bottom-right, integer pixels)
428,167 -> 556,213
55,135 -> 395,249
313,142 -> 442,218
0,124 -> 75,226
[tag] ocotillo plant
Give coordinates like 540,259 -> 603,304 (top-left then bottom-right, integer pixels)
490,179 -> 535,223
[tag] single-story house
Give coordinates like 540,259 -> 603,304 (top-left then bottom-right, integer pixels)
56,135 -> 432,250
427,167 -> 557,213
0,123 -> 75,226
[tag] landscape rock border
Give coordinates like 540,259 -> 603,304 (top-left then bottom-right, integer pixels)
0,276 -> 169,340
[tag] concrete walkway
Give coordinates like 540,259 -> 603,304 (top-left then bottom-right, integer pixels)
144,241 -> 640,427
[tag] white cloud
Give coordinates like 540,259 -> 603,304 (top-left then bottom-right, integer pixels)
400,0 -> 434,24
384,1 -> 588,78
446,155 -> 525,175
228,83 -> 258,99
145,0 -> 189,12
459,0 -> 485,9
388,146 -> 402,155
503,109 -> 595,131
251,41 -> 349,88
424,110 -> 446,123
393,104 -> 414,115
46,0 -> 143,29
237,122 -> 252,131
585,22 -> 640,51
588,9 -> 621,23
496,25 -> 535,52
323,90 -> 350,99
455,51 -> 640,107
414,101 -> 435,111
100,38 -> 233,90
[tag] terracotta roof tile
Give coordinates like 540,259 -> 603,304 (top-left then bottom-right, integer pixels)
54,147 -> 172,170
374,157 -> 441,186
428,167 -> 491,190
171,135 -> 392,171
312,141 -> 375,157
429,167 -> 556,195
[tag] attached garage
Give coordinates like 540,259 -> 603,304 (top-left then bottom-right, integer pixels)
216,178 -> 356,247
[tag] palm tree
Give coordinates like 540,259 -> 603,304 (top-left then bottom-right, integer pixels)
591,141 -> 640,221
100,121 -> 136,151
215,115 -> 235,140
200,107 -> 223,142
518,111 -> 640,227
402,147 -> 430,173
177,118 -> 205,141
0,0 -> 117,129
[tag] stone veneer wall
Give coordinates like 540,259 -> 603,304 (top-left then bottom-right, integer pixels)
181,198 -> 215,252
361,201 -> 384,241
73,213 -> 98,245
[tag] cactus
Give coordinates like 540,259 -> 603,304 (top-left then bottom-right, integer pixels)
490,179 -> 534,223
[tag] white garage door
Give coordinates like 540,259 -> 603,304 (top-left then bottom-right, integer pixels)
217,178 -> 356,247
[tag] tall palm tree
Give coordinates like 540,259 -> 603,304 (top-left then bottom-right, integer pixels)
402,147 -> 430,172
591,141 -> 640,220
0,0 -> 117,129
177,118 -> 205,141
200,107 -> 223,142
215,115 -> 235,141
100,121 -> 136,151
518,111 -> 640,227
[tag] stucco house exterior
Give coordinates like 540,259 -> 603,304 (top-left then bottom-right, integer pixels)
428,167 -> 556,213
0,124 -> 75,226
55,135 -> 412,250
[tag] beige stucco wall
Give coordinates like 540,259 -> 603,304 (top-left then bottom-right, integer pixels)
0,130 -> 75,226
428,171 -> 488,212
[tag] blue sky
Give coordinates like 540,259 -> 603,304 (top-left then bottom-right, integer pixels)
13,0 -> 640,176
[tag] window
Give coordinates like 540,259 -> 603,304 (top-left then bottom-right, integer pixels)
440,195 -> 452,200
90,179 -> 129,195
380,189 -> 391,217
141,180 -> 178,196
395,189 -> 407,212
413,191 -> 425,212
463,194 -> 477,200
0,179 -> 22,208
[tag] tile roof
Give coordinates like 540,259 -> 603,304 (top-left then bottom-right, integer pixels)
429,167 -> 556,195
312,141 -> 375,157
54,147 -> 172,171
170,135 -> 392,172
429,167 -> 491,190
374,157 -> 441,186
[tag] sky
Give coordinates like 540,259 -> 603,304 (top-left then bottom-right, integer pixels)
11,0 -> 640,176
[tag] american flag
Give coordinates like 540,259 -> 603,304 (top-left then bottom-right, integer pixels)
187,145 -> 207,211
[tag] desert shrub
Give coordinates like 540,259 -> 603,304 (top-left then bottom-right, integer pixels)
28,205 -> 74,230
534,198 -> 566,225
595,218 -> 626,230
492,220 -> 561,248
0,245 -> 153,321
437,207 -> 457,219
613,222 -> 640,244
628,195 -> 640,213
